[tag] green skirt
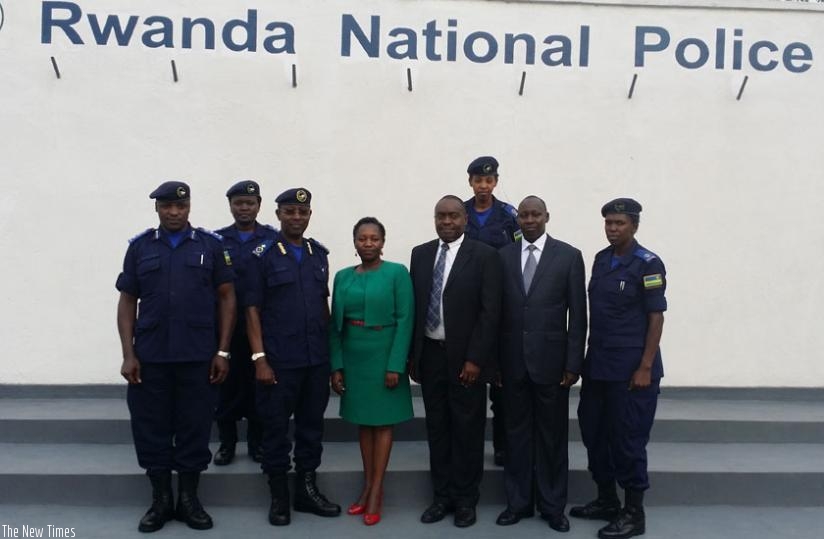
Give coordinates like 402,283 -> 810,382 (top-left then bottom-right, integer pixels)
338,324 -> 413,426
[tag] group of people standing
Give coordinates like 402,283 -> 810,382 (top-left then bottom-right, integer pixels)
115,156 -> 667,539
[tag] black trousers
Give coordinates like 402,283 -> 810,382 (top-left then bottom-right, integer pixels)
127,361 -> 217,473
420,338 -> 487,508
256,362 -> 330,474
215,329 -> 261,445
577,378 -> 659,491
503,375 -> 569,516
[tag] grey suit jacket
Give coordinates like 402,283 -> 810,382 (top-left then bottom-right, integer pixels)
499,235 -> 587,385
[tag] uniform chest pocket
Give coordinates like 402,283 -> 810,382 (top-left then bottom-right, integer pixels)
267,267 -> 295,287
137,255 -> 161,275
608,277 -> 638,300
186,251 -> 213,270
314,267 -> 328,283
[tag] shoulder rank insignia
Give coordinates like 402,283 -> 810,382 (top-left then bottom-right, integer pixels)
197,227 -> 224,241
504,203 -> 518,219
223,250 -> 233,266
253,241 -> 274,258
128,228 -> 154,244
643,274 -> 664,289
277,241 -> 287,255
308,238 -> 329,255
633,248 -> 657,262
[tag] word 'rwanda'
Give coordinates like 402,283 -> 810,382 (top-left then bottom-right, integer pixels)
40,2 -> 814,72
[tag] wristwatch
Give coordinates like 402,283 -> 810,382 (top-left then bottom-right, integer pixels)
217,350 -> 231,359
251,352 -> 267,362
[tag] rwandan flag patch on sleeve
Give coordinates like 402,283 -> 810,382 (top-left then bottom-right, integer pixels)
643,274 -> 663,289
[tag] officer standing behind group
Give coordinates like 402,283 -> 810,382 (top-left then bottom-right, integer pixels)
213,180 -> 278,466
116,181 -> 235,533
245,188 -> 341,526
462,156 -> 519,466
571,198 -> 667,539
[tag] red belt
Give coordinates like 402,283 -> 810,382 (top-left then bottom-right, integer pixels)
346,319 -> 384,331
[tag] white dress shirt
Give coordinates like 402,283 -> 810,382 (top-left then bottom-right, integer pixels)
425,234 -> 464,341
521,233 -> 548,271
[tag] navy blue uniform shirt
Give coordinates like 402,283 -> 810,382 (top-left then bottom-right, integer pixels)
244,233 -> 330,369
585,241 -> 667,381
116,226 -> 235,364
215,222 -> 278,330
464,196 -> 520,249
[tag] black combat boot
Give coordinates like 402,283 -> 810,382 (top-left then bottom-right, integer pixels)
213,420 -> 237,466
267,472 -> 291,526
293,470 -> 341,517
138,470 -> 174,533
570,481 -> 622,520
175,472 -> 214,530
597,489 -> 645,539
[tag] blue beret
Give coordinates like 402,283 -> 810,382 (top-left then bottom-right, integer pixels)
467,156 -> 499,176
226,180 -> 261,199
601,198 -> 642,217
276,187 -> 312,206
149,181 -> 190,202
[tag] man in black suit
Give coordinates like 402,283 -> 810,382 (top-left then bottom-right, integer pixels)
409,195 -> 503,528
495,196 -> 587,533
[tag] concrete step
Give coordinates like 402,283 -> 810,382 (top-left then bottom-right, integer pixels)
1,441 -> 823,507
2,395 -> 822,444
2,504 -> 823,539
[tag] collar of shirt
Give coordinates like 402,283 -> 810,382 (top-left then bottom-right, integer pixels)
438,233 -> 465,253
521,233 -> 548,269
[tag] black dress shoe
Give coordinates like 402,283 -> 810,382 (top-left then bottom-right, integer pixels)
570,498 -> 622,521
494,450 -> 505,466
454,506 -> 477,528
248,443 -> 264,463
496,508 -> 534,526
420,502 -> 452,523
213,443 -> 236,466
597,507 -> 645,539
542,513 -> 570,532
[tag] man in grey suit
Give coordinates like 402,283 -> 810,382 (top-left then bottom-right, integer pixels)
495,196 -> 587,533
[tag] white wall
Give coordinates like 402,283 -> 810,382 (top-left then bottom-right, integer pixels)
1,0 -> 822,385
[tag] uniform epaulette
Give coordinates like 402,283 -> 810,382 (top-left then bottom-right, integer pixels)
503,202 -> 518,219
263,224 -> 278,232
252,241 -> 275,258
308,238 -> 329,254
196,227 -> 224,241
633,248 -> 658,263
128,228 -> 154,244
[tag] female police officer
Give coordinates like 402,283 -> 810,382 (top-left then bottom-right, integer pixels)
571,198 -> 667,539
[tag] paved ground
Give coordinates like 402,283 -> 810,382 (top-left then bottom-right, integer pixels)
0,505 -> 822,539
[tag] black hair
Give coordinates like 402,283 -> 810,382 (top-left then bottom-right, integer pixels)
353,217 -> 386,240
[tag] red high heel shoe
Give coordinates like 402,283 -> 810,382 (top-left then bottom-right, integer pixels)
347,503 -> 366,516
363,492 -> 383,526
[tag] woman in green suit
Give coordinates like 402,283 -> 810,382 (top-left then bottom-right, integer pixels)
329,217 -> 414,526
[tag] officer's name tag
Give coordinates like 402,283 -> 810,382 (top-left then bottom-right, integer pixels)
643,274 -> 663,289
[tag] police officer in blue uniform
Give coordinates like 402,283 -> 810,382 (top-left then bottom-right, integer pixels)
116,181 -> 236,533
571,198 -> 667,539
245,187 -> 341,526
463,156 -> 520,466
213,180 -> 278,466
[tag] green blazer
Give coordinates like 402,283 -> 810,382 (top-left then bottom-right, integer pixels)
329,261 -> 414,373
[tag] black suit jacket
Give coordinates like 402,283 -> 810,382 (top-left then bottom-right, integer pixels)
499,235 -> 587,385
409,237 -> 503,383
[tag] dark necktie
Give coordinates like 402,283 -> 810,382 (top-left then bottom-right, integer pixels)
425,243 -> 450,332
523,244 -> 538,292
